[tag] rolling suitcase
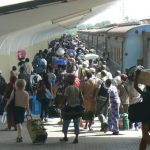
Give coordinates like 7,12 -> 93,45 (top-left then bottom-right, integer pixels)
26,115 -> 47,144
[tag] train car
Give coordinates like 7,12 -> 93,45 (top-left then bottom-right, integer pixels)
78,27 -> 116,55
106,25 -> 150,72
96,27 -> 116,55
143,32 -> 150,68
78,29 -> 99,49
78,30 -> 89,46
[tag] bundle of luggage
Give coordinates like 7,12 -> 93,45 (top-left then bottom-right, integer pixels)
26,116 -> 47,144
48,105 -> 61,118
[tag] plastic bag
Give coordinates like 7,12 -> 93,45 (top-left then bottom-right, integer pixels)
1,112 -> 7,124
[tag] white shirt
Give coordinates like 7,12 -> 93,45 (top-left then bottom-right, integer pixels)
30,74 -> 42,85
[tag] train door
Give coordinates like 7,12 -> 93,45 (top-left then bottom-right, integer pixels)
107,36 -> 123,72
143,32 -> 150,68
92,34 -> 98,50
97,34 -> 105,55
88,34 -> 93,49
82,33 -> 88,47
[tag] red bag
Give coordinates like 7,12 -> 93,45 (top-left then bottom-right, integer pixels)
74,77 -> 80,87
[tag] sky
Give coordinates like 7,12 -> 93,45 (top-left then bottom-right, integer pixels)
83,0 -> 150,25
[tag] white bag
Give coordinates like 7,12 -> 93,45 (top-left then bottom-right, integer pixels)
1,112 -> 7,124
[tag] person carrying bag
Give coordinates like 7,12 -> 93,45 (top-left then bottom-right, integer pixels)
60,74 -> 84,144
128,68 -> 150,150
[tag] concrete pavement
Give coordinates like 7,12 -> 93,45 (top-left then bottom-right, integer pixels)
0,116 -> 147,150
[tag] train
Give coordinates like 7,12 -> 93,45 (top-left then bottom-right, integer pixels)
78,23 -> 150,74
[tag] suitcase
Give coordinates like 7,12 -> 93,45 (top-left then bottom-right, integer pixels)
138,69 -> 150,86
26,116 -> 47,144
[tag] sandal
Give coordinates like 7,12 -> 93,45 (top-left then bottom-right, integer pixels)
16,137 -> 23,143
59,137 -> 68,142
72,138 -> 78,144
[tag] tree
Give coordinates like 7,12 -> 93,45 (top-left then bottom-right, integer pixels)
86,24 -> 94,29
77,24 -> 87,30
94,20 -> 111,28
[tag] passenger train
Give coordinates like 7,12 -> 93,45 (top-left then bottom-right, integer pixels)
78,23 -> 150,73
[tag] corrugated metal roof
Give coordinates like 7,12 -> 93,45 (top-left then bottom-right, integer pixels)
107,25 -> 139,35
78,27 -> 116,34
96,26 -> 117,33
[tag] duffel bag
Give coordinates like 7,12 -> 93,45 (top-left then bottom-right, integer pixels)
128,102 -> 150,122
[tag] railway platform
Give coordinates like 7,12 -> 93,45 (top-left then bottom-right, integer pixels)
0,116 -> 148,150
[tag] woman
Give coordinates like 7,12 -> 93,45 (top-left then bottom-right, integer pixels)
36,80 -> 51,122
134,69 -> 150,150
10,66 -> 17,78
60,74 -> 83,144
3,76 -> 17,130
5,79 -> 29,142
105,79 -> 121,135
80,71 -> 99,131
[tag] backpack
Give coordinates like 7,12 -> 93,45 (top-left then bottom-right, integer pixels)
36,59 -> 46,74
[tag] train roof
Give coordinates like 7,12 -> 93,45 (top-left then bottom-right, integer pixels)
96,27 -> 117,33
107,25 -> 150,35
78,26 -> 116,34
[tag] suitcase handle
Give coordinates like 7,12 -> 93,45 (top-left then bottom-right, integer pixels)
26,114 -> 33,120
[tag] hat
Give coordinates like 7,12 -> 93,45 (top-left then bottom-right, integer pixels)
102,65 -> 106,69
82,61 -> 89,68
56,47 -> 65,56
89,68 -> 96,73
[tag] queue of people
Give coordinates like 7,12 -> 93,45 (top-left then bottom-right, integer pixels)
0,33 -> 149,149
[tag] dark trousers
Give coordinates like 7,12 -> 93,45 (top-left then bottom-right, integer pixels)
139,123 -> 150,150
40,99 -> 49,120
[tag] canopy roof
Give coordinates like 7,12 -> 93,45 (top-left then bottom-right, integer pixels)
0,0 -> 119,54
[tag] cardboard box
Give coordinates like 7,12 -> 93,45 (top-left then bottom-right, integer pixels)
138,69 -> 150,86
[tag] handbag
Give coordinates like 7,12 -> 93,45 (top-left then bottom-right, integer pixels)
54,93 -> 66,108
7,90 -> 15,111
128,102 -> 150,122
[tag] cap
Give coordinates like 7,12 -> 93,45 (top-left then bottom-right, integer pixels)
89,68 -> 96,73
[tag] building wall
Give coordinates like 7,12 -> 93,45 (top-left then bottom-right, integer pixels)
0,41 -> 48,82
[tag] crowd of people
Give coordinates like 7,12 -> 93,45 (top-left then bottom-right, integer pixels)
0,33 -> 149,149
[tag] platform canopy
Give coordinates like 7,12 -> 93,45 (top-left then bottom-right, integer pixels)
0,0 -> 119,54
